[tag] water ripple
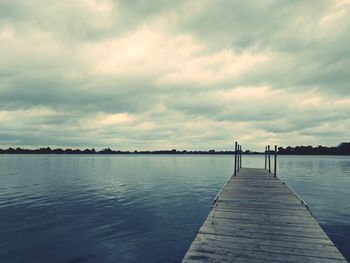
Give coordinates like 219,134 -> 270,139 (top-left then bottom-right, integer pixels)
0,154 -> 349,262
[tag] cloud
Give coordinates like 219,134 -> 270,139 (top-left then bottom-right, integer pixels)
0,1 -> 350,150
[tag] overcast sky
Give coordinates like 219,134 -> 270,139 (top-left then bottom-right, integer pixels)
0,0 -> 349,150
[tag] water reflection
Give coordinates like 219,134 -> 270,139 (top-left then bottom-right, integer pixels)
0,154 -> 349,262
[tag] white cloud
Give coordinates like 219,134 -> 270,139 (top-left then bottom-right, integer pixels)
81,25 -> 268,85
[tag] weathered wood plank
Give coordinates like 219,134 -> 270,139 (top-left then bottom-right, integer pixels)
189,239 -> 345,261
208,210 -> 315,221
215,203 -> 305,211
204,212 -> 320,227
183,247 -> 346,263
199,224 -> 330,241
214,201 -> 306,211
181,167 -> 347,263
211,205 -> 308,215
201,218 -> 326,235
193,233 -> 343,258
205,214 -> 321,229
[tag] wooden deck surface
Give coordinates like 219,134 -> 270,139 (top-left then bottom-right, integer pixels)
182,167 -> 347,263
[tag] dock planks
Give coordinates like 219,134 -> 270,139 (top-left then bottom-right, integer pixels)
182,167 -> 347,263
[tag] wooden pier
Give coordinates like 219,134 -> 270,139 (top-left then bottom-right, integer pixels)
182,166 -> 347,262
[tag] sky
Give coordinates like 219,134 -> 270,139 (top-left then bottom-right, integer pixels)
0,0 -> 350,151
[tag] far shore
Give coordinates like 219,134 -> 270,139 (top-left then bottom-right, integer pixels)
1,142 -> 349,155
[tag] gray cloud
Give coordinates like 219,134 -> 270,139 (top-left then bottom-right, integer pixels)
0,0 -> 350,150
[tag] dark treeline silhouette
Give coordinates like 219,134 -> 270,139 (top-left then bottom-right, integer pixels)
0,147 -> 261,155
0,147 -> 97,154
0,143 -> 349,155
278,142 -> 350,155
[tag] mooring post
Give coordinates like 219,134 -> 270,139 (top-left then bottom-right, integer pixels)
239,145 -> 242,168
268,145 -> 271,173
274,145 -> 277,177
264,146 -> 267,170
234,142 -> 237,176
237,144 -> 240,172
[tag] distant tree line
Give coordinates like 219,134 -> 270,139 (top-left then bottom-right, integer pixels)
277,143 -> 350,155
0,147 -> 259,155
0,143 -> 349,155
0,147 -> 97,154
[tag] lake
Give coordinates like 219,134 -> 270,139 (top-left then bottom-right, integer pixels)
0,154 -> 349,262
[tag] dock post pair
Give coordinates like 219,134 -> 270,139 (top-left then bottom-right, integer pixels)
265,145 -> 278,177
234,142 -> 242,176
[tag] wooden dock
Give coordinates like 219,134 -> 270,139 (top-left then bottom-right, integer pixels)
182,167 -> 347,263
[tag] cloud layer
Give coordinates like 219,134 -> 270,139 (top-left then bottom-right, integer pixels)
1,0 -> 350,150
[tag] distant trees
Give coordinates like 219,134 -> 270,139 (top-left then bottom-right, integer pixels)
0,143 -> 349,155
338,143 -> 350,154
0,147 -> 237,155
99,148 -> 114,154
0,147 -> 98,154
278,143 -> 350,155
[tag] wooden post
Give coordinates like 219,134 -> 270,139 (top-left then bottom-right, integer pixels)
268,145 -> 271,173
264,146 -> 267,170
239,145 -> 242,168
274,145 -> 277,177
237,144 -> 240,172
234,142 -> 237,176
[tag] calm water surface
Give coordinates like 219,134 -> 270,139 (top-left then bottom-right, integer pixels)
0,155 -> 349,262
